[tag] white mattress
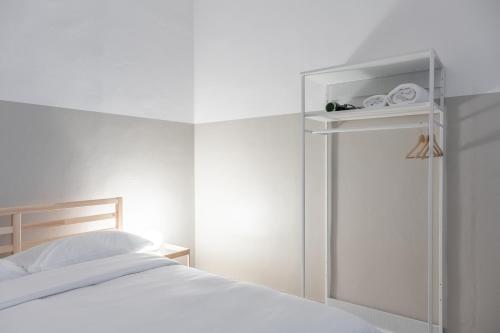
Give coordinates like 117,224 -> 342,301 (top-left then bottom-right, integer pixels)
0,253 -> 379,333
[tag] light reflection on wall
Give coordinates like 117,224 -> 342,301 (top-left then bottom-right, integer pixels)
124,191 -> 168,247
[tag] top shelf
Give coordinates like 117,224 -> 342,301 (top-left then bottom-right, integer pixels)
305,102 -> 443,123
302,49 -> 442,85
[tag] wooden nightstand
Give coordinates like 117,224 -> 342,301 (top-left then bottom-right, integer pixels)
152,243 -> 191,266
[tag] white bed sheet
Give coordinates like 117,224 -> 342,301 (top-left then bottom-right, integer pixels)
0,253 -> 379,333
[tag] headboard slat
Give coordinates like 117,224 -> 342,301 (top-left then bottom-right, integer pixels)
115,197 -> 123,230
23,213 -> 116,230
0,226 -> 13,235
12,214 -> 22,253
0,198 -> 121,216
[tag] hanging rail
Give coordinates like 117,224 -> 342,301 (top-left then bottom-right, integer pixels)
306,120 -> 443,135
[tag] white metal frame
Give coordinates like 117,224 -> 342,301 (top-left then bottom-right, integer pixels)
300,50 -> 446,333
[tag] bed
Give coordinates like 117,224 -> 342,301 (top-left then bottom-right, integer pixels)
0,198 -> 379,333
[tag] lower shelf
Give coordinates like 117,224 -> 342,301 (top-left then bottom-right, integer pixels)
327,298 -> 441,333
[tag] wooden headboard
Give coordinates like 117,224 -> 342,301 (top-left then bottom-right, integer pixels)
0,197 -> 122,255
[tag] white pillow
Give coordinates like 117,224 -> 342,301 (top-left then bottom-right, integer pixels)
6,230 -> 152,273
0,259 -> 27,282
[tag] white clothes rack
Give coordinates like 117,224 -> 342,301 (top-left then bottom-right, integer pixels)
300,50 -> 446,333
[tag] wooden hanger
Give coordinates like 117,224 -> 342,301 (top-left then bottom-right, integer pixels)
416,135 -> 429,159
406,134 -> 443,159
405,134 -> 426,159
433,135 -> 444,156
417,135 -> 444,159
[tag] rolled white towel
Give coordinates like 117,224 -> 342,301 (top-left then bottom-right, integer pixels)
386,83 -> 429,105
363,95 -> 387,109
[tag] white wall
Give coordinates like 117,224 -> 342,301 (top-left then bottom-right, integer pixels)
0,0 -> 193,123
4,0 -> 498,124
194,0 -> 500,123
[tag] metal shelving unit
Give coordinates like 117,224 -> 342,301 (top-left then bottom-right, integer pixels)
300,50 -> 446,333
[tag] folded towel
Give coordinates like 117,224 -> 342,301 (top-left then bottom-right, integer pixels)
363,95 -> 387,109
386,83 -> 429,105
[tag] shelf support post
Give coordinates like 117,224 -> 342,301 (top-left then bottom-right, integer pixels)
300,74 -> 306,298
438,67 -> 446,333
427,50 -> 436,333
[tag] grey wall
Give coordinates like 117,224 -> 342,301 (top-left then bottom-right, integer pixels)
0,100 -> 194,250
195,92 -> 500,333
195,114 -> 303,294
